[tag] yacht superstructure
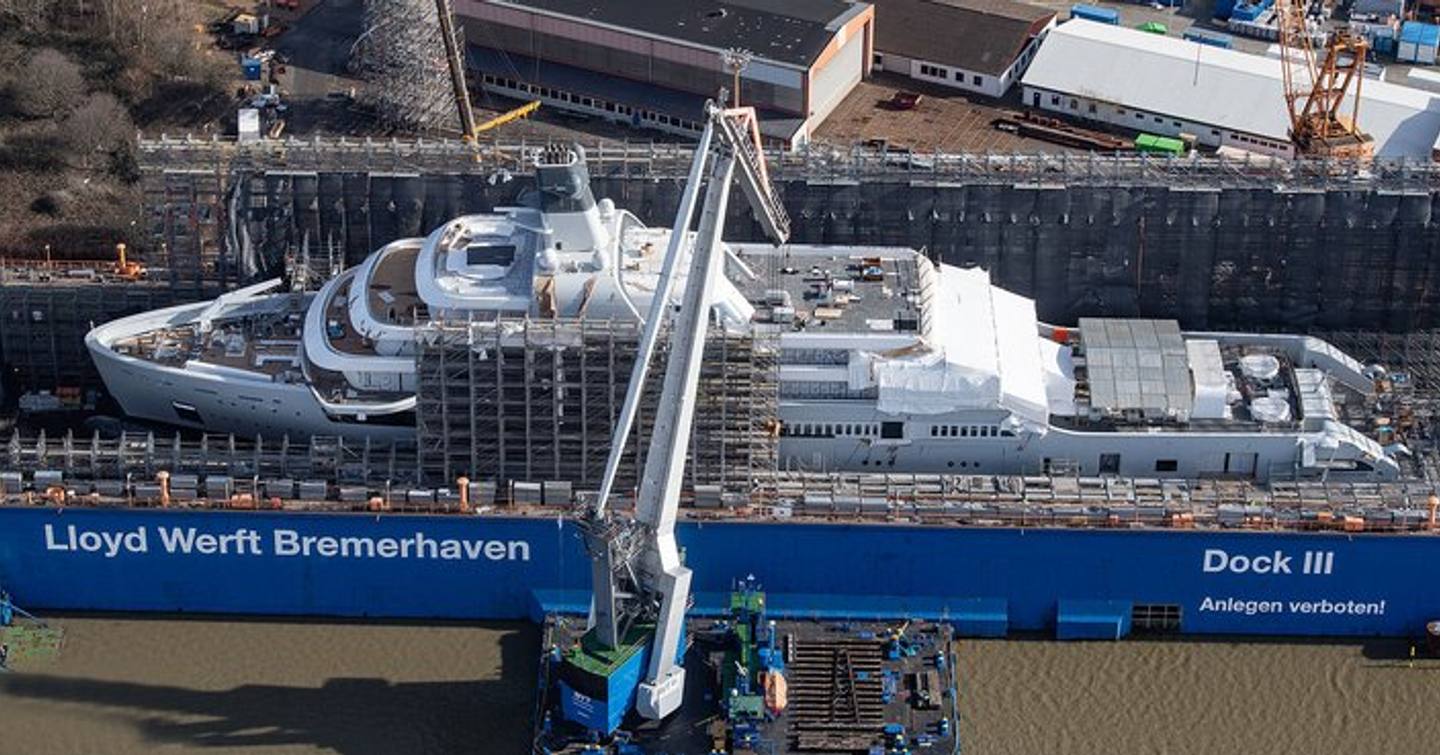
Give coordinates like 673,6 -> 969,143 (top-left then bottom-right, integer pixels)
87,146 -> 1403,483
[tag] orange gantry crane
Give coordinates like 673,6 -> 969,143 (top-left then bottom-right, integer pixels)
1275,0 -> 1374,158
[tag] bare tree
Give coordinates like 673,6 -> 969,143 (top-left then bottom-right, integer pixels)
63,92 -> 135,170
12,48 -> 87,119
0,0 -> 61,33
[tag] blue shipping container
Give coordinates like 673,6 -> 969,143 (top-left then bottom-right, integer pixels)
1070,4 -> 1121,24
1212,0 -> 1237,19
1184,29 -> 1235,49
240,56 -> 262,81
1400,21 -> 1440,47
1229,0 -> 1273,22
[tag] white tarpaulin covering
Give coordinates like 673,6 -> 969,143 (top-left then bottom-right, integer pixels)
1039,337 -> 1078,416
873,267 -> 1049,425
1186,339 -> 1229,420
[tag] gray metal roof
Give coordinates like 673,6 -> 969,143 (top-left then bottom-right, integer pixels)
1080,317 -> 1192,418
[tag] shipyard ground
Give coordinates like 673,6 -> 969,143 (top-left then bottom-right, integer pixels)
2,617 -> 1439,754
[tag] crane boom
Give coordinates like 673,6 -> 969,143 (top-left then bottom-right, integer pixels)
577,97 -> 789,725
1276,0 -> 1372,158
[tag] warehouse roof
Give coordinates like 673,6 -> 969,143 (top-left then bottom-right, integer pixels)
489,0 -> 869,67
468,48 -> 806,143
1021,20 -> 1440,159
872,0 -> 1055,76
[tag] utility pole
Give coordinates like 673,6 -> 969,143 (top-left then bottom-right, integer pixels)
721,48 -> 753,108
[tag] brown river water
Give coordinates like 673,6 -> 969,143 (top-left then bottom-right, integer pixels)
2,618 -> 1438,754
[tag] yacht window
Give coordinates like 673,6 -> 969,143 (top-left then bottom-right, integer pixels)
931,426 -> 938,437
960,426 -> 969,438
467,244 -> 516,267
880,422 -> 904,439
1155,459 -> 1178,472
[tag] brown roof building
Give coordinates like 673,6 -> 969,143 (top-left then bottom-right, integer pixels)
870,0 -> 1056,98
456,0 -> 875,147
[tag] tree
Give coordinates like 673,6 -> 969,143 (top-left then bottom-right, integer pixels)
12,48 -> 87,120
0,0 -> 62,34
63,92 -> 135,171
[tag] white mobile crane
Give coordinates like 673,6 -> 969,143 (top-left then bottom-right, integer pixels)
578,97 -> 790,723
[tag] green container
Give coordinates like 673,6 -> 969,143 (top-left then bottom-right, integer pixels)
1136,133 -> 1185,156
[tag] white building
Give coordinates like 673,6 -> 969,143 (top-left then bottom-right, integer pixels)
871,0 -> 1056,99
1020,20 -> 1440,160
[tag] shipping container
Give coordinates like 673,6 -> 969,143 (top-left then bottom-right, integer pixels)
1398,21 -> 1440,65
1229,10 -> 1280,41
1069,4 -> 1120,25
1351,0 -> 1404,17
1184,28 -> 1235,49
1136,133 -> 1187,156
238,108 -> 261,143
1212,0 -> 1238,19
1228,0 -> 1273,22
240,56 -> 262,81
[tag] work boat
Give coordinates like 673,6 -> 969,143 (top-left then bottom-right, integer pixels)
88,146 -> 1403,482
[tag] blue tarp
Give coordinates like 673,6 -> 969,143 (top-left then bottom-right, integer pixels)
1057,600 -> 1133,640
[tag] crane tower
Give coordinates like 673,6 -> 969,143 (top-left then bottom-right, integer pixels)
555,98 -> 789,734
1276,0 -> 1374,158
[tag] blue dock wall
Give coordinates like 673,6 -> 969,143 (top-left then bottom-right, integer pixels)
1,508 -> 1437,637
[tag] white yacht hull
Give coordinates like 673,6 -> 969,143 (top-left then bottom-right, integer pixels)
86,302 -> 414,444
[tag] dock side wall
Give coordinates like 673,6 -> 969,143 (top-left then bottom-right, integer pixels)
1,506 -> 1437,637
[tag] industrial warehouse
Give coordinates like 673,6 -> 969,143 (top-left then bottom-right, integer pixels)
871,0 -> 1057,98
456,0 -> 874,145
7,1 -> 1440,754
1022,19 -> 1440,159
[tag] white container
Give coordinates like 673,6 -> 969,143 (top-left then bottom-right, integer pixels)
238,108 -> 261,142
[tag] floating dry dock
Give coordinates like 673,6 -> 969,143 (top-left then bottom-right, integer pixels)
1,438 -> 1437,639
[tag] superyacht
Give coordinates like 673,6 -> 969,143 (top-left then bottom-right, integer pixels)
87,146 -> 1403,482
